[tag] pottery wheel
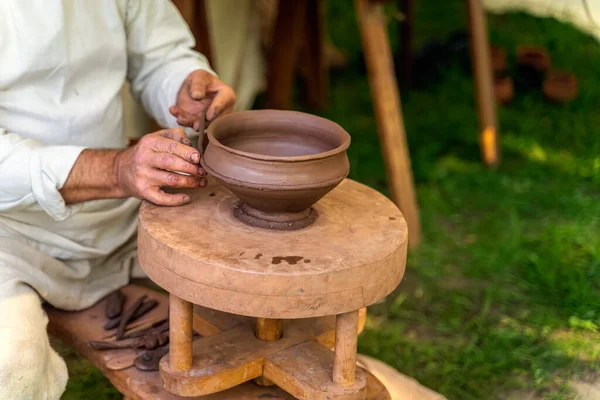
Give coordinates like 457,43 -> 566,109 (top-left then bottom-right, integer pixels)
138,178 -> 408,319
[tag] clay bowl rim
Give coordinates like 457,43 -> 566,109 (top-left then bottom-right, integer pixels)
206,110 -> 351,163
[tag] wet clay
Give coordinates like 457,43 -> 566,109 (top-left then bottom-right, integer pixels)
201,110 -> 351,230
271,256 -> 304,265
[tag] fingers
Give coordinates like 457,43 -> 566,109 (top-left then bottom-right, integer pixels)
147,169 -> 207,189
150,133 -> 201,165
207,85 -> 236,121
189,71 -> 212,100
148,151 -> 203,176
144,187 -> 191,207
170,106 -> 205,130
159,126 -> 193,146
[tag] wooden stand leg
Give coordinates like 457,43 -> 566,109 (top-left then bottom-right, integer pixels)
333,310 -> 359,386
255,318 -> 283,341
169,295 -> 193,371
467,0 -> 499,167
355,0 -> 422,247
254,318 -> 282,386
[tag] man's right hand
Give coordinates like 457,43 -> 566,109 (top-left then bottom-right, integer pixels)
114,128 -> 206,206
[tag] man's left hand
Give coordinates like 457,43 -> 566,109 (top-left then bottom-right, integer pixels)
169,70 -> 236,131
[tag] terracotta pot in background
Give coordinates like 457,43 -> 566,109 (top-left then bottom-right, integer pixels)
543,70 -> 578,103
515,46 -> 551,90
491,46 -> 507,77
494,76 -> 514,105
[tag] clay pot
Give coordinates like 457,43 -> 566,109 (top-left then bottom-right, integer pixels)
202,110 -> 350,230
543,70 -> 578,103
515,46 -> 551,90
494,76 -> 514,105
491,46 -> 507,77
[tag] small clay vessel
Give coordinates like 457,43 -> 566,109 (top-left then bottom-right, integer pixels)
515,46 -> 551,90
202,110 -> 350,230
490,46 -> 507,77
543,70 -> 578,103
494,76 -> 514,105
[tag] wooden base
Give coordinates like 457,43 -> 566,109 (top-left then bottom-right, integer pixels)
160,309 -> 368,398
46,285 -> 389,399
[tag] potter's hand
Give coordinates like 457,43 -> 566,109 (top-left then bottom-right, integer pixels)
169,70 -> 236,131
114,128 -> 207,206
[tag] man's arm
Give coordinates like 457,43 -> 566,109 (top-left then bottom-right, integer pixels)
58,149 -> 122,204
60,128 -> 205,206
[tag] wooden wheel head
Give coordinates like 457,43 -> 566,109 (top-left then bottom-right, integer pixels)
138,179 -> 408,319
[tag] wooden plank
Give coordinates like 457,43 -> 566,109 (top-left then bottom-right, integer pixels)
355,0 -> 422,247
159,324 -> 310,397
264,341 -> 368,400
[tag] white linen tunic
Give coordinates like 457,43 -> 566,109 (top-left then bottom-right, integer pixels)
0,0 -> 214,310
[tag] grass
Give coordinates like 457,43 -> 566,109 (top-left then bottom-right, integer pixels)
60,1 -> 600,399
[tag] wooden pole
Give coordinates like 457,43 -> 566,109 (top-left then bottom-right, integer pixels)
333,310 -> 359,386
254,318 -> 282,386
466,0 -> 499,167
355,0 -> 422,247
264,1 -> 308,109
169,295 -> 193,371
298,0 -> 329,109
255,318 -> 283,342
399,0 -> 415,87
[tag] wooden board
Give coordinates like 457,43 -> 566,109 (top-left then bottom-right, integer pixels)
264,341 -> 367,400
46,285 -> 391,399
160,325 -> 311,396
138,179 -> 408,318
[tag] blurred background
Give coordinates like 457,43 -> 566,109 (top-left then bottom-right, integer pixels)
62,0 -> 600,398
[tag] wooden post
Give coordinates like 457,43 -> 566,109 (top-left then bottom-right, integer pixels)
467,0 -> 499,167
333,310 -> 359,386
264,1 -> 308,109
169,295 -> 193,371
255,318 -> 283,341
298,0 -> 329,109
254,318 -> 282,386
355,0 -> 422,247
399,0 -> 415,87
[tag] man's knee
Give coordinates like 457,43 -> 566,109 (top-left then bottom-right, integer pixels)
0,281 -> 68,400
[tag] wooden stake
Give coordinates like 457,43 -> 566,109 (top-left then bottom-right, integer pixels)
169,295 -> 193,371
255,318 -> 283,342
399,0 -> 415,87
355,0 -> 421,247
254,318 -> 282,386
467,0 -> 499,167
264,1 -> 308,109
333,310 -> 359,386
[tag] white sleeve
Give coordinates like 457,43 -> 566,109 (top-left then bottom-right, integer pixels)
0,129 -> 85,220
124,0 -> 217,129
